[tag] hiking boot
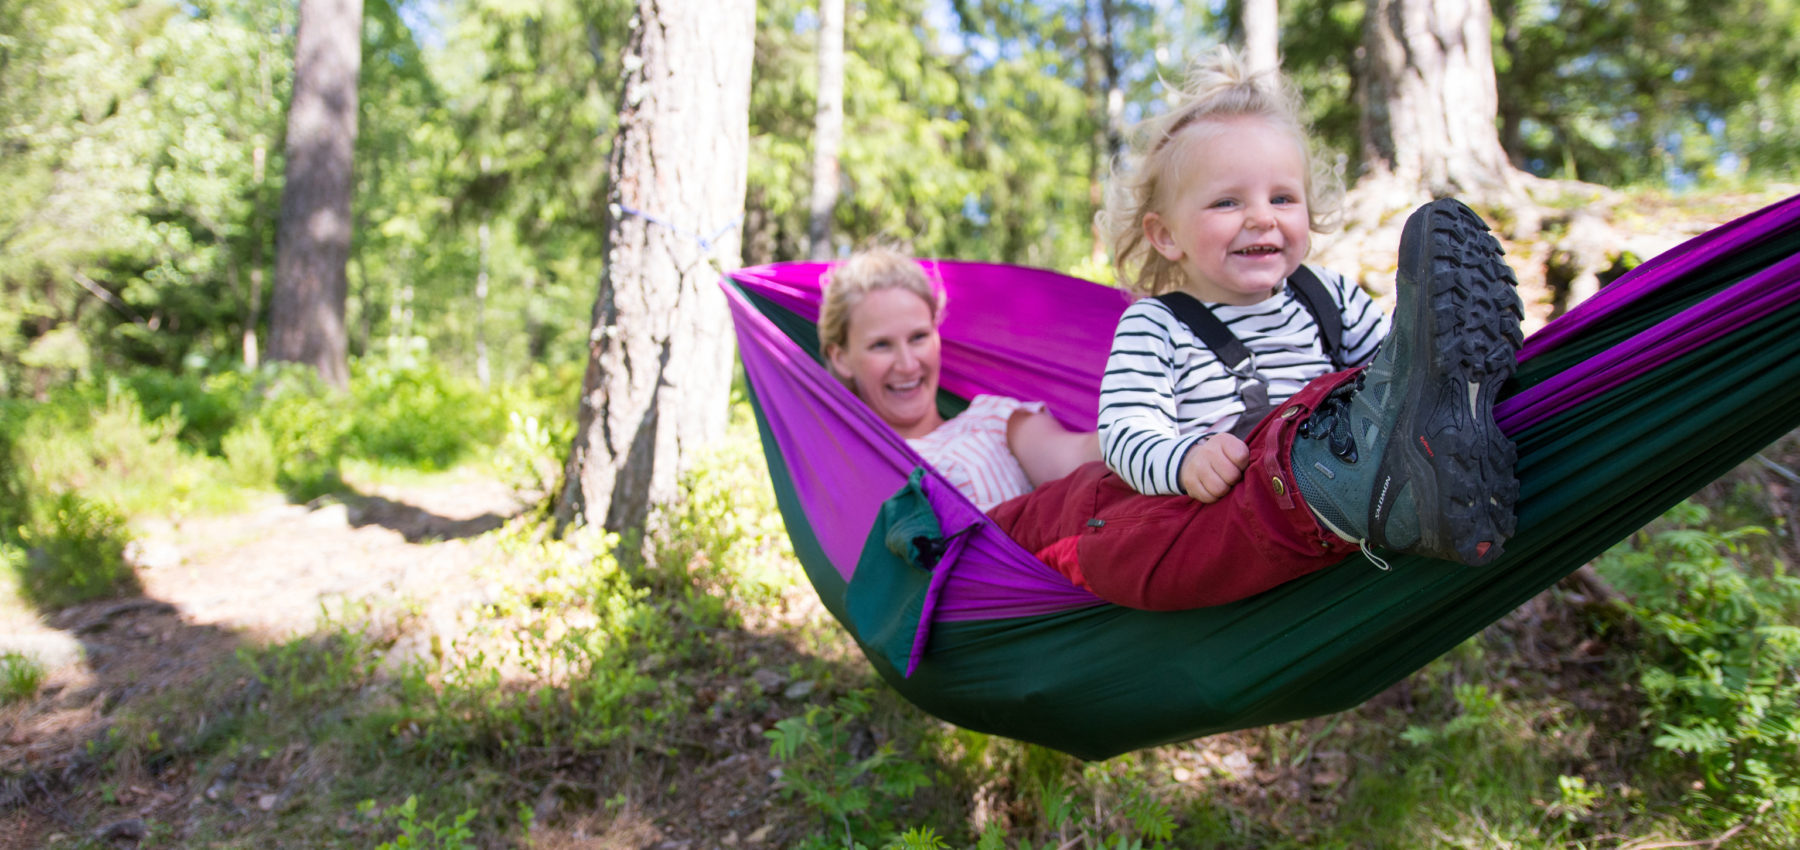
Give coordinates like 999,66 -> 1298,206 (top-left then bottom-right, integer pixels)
1289,198 -> 1524,566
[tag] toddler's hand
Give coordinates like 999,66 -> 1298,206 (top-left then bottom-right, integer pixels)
1179,434 -> 1250,503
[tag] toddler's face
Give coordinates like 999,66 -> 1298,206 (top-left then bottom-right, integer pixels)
1144,116 -> 1311,305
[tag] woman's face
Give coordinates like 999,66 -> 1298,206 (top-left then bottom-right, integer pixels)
827,287 -> 943,439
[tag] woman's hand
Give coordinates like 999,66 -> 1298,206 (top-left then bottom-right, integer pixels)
1178,433 -> 1249,503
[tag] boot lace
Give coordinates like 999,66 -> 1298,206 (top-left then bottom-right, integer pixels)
1297,374 -> 1364,462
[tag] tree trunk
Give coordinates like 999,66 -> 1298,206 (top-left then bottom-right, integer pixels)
475,218 -> 491,388
1491,0 -> 1526,168
806,0 -> 845,260
270,0 -> 362,389
1242,0 -> 1279,74
246,142 -> 266,369
1356,0 -> 1519,204
554,0 -> 755,536
1082,0 -> 1124,265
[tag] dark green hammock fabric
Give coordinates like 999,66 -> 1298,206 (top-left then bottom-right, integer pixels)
726,196 -> 1800,759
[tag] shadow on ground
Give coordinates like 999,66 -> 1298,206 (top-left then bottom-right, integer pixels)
0,592 -> 255,848
339,490 -> 514,543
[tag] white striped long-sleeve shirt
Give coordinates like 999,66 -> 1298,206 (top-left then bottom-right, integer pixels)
1098,266 -> 1390,496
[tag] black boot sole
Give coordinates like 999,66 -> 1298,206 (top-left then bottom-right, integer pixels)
1375,199 -> 1524,565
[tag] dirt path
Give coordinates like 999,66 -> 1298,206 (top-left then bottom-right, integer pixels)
132,474 -> 523,638
0,473 -> 528,846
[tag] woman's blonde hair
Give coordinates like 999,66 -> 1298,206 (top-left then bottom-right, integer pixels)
818,248 -> 942,381
1097,45 -> 1343,296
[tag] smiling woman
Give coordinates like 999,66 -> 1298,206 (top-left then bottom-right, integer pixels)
818,249 -> 1099,511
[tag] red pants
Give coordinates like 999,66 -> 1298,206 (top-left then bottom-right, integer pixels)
987,370 -> 1363,610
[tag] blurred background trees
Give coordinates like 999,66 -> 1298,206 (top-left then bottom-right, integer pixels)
2,0 -> 1796,398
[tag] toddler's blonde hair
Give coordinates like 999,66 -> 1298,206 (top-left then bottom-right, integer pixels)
1098,45 -> 1343,296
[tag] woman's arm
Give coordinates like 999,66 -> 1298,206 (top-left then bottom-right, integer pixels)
1007,410 -> 1101,488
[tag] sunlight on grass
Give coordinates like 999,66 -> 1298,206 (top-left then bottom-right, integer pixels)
7,364 -> 1800,847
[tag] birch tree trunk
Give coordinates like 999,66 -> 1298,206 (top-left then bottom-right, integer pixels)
807,0 -> 845,260
1242,0 -> 1280,74
555,0 -> 755,536
270,0 -> 362,389
1357,0 -> 1520,205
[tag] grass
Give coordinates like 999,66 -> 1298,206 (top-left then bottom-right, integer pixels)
4,362 -> 1800,848
0,650 -> 45,704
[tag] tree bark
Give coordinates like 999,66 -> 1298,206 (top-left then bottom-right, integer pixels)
555,0 -> 755,536
270,0 -> 362,389
1242,0 -> 1279,74
806,0 -> 845,260
1356,0 -> 1520,204
246,142 -> 266,369
475,218 -> 491,388
1082,0 -> 1124,265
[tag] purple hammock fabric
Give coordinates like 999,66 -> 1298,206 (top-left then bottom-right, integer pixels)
724,194 -> 1800,671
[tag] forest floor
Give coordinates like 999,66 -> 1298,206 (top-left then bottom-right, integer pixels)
0,472 -> 532,846
0,467 -> 864,848
0,461 -> 1663,850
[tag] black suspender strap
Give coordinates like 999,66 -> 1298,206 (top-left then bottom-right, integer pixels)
1153,291 -> 1256,376
1153,291 -> 1271,439
1151,268 -> 1349,440
1153,267 -> 1348,373
1284,265 -> 1346,370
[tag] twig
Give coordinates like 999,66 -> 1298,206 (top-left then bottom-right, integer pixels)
70,271 -> 148,327
1753,453 -> 1800,486
1615,800 -> 1771,850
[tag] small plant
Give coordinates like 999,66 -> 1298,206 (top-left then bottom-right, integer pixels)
1596,501 -> 1800,827
0,651 -> 46,703
220,418 -> 278,486
1400,682 -> 1505,747
364,796 -> 479,850
1544,774 -> 1604,822
347,361 -> 507,471
766,690 -> 933,845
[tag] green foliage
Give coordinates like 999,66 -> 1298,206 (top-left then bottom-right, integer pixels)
0,358 -> 545,612
117,367 -> 255,454
387,532 -> 691,763
14,490 -> 139,609
14,382 -> 233,516
1596,501 -> 1800,829
882,827 -> 950,850
1493,0 -> 1800,185
366,796 -> 480,850
347,360 -> 508,470
652,399 -> 795,624
0,650 -> 48,704
766,689 -> 934,845
244,611 -> 386,708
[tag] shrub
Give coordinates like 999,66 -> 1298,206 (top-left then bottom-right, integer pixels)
346,361 -> 507,471
119,368 -> 253,455
766,690 -> 934,846
15,490 -> 139,609
221,418 -> 279,486
1596,501 -> 1800,829
11,384 -> 236,517
0,399 -> 27,539
244,372 -> 348,501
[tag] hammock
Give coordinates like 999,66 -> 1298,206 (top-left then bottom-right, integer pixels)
722,194 -> 1800,761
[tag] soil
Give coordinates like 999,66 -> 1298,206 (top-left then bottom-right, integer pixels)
0,474 -> 533,848
0,474 -> 842,849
